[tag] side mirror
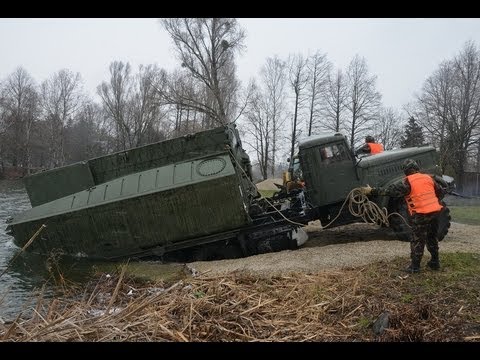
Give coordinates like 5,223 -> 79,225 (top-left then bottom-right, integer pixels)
287,158 -> 290,163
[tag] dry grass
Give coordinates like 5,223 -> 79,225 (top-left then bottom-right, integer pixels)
1,254 -> 479,342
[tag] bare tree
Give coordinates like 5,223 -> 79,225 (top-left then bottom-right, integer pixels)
345,55 -> 382,150
373,107 -> 404,150
417,41 -> 480,189
243,80 -> 270,179
445,42 -> 480,189
262,56 -> 288,176
131,64 -> 168,146
288,53 -> 309,161
159,69 -> 216,133
98,61 -> 133,151
99,61 -> 169,150
243,57 -> 288,179
1,67 -> 39,173
305,51 -> 331,136
160,18 -> 246,126
41,69 -> 83,168
476,140 -> 480,183
0,95 -> 6,173
63,101 -> 114,163
416,60 -> 455,172
322,68 -> 348,133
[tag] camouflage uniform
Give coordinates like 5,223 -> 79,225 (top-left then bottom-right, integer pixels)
371,175 -> 445,271
409,212 -> 440,266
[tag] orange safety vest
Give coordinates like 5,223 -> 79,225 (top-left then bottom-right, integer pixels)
367,142 -> 384,154
405,173 -> 443,215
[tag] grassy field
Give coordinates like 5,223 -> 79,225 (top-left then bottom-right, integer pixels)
449,206 -> 480,226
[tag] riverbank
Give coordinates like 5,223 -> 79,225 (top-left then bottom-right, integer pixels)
2,203 -> 480,341
1,252 -> 479,342
1,220 -> 480,341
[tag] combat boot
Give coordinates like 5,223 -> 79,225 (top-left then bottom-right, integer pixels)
405,259 -> 421,273
427,253 -> 440,270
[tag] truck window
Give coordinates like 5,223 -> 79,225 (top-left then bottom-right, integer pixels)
319,143 -> 350,163
292,156 -> 303,180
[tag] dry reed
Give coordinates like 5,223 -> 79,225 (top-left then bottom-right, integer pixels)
1,260 -> 479,342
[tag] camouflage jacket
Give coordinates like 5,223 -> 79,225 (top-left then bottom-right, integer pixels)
371,173 -> 446,200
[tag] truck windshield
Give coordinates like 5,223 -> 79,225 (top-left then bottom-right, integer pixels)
292,156 -> 303,180
319,143 -> 350,163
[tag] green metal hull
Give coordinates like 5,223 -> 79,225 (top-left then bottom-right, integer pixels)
8,154 -> 251,260
24,124 -> 256,207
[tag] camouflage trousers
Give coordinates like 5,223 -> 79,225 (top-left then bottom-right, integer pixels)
409,212 -> 440,263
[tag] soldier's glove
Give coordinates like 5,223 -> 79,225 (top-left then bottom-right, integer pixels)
360,185 -> 373,196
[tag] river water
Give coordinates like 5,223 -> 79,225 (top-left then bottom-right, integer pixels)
0,180 -> 96,322
0,180 -> 185,323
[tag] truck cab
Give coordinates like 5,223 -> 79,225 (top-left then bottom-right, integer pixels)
296,133 -> 358,207
285,132 -> 452,240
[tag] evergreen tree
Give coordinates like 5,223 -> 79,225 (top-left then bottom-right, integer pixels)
400,116 -> 425,148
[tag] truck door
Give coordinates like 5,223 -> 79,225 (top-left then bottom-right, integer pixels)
305,141 -> 359,206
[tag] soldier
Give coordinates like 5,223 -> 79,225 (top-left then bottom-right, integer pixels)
360,159 -> 446,273
355,135 -> 384,156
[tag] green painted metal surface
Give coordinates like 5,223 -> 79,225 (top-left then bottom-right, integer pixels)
23,123 -> 256,207
8,154 -> 251,259
88,125 -> 241,184
24,162 -> 95,207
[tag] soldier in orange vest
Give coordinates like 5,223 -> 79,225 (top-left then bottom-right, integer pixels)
360,159 -> 446,273
355,135 -> 384,156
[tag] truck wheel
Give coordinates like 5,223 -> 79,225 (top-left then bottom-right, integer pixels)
436,201 -> 451,242
389,199 -> 451,242
388,199 -> 412,242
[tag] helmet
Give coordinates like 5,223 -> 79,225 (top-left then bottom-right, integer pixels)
365,135 -> 375,143
402,159 -> 419,175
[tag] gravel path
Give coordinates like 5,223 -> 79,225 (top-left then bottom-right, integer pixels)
189,222 -> 480,277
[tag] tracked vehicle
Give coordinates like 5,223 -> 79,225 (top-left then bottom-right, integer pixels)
5,124 -> 306,261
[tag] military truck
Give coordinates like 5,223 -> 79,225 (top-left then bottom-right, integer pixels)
5,123 -> 307,261
281,132 -> 453,241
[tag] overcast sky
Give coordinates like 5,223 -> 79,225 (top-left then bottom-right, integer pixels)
1,18 -> 480,110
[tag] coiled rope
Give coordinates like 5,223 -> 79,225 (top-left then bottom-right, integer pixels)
321,188 -> 388,229
322,188 -> 410,229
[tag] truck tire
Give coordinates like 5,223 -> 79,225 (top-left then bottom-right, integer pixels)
388,199 -> 411,242
435,201 -> 451,242
388,199 -> 451,242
